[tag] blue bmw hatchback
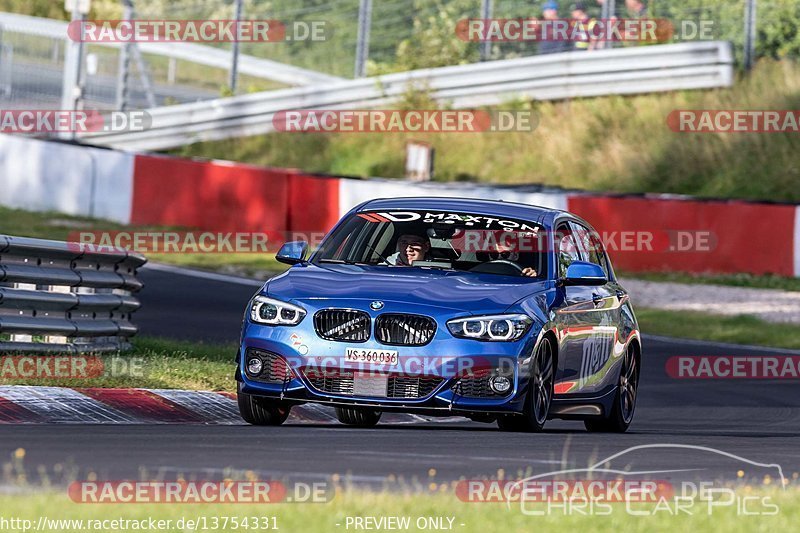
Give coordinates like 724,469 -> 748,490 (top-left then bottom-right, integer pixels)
237,197 -> 641,432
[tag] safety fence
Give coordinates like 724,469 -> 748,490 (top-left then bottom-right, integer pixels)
0,11 -> 340,112
0,234 -> 146,354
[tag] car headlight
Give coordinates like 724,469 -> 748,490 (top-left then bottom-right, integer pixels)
447,314 -> 533,342
249,295 -> 306,326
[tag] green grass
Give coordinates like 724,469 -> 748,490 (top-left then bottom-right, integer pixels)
0,206 -> 141,242
637,308 -> 800,350
621,272 -> 800,292
0,487 -> 797,532
0,205 -> 285,278
171,60 -> 800,203
0,336 -> 237,391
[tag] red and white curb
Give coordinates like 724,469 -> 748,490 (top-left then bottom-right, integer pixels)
0,386 -> 465,425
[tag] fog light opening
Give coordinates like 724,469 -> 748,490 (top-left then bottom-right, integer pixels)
488,375 -> 512,394
246,357 -> 263,376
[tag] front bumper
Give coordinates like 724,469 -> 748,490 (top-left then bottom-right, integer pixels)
237,320 -> 539,415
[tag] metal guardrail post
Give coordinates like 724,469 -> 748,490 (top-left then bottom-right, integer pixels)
0,235 -> 147,355
130,45 -> 157,108
743,0 -> 758,71
479,0 -> 493,61
354,0 -> 373,78
229,0 -> 244,94
60,3 -> 85,139
116,0 -> 135,111
0,26 -> 12,99
599,0 -> 617,50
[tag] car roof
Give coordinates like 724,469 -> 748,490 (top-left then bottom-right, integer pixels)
359,197 -> 567,225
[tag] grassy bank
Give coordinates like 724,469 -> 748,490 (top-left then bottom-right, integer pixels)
0,487 -> 796,533
637,308 -> 800,350
0,337 -> 237,391
172,60 -> 800,203
621,272 -> 800,293
0,205 -> 283,278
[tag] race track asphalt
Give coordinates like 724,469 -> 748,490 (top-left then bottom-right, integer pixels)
1,264 -> 798,488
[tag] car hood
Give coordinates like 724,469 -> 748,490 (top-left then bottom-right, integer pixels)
265,263 -> 547,314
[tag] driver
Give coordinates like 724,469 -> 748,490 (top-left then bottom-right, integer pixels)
488,238 -> 538,278
385,233 -> 431,266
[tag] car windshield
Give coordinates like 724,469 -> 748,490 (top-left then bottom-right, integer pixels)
313,209 -> 547,278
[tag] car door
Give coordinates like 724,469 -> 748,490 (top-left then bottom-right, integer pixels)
552,221 -> 599,390
569,221 -> 620,395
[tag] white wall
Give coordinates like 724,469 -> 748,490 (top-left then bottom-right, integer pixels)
0,134 -> 134,223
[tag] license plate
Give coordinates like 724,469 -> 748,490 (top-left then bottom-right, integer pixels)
345,348 -> 399,365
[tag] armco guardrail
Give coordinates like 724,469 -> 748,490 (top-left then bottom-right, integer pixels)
81,41 -> 734,151
0,235 -> 146,354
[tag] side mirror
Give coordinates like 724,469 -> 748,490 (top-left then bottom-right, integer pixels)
276,241 -> 308,265
561,261 -> 607,286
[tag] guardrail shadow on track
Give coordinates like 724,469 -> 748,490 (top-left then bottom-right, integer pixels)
0,234 -> 146,354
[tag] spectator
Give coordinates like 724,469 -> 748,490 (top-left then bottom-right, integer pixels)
538,1 -> 568,55
622,0 -> 650,46
625,0 -> 647,18
569,2 -> 596,51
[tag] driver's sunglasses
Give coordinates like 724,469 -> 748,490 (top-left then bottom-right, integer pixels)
489,251 -> 516,260
399,240 -> 425,249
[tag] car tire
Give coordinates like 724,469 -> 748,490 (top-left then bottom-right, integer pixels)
237,383 -> 291,426
334,407 -> 382,427
584,344 -> 639,433
497,336 -> 555,433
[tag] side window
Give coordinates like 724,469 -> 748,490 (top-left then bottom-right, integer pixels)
556,223 -> 581,278
589,231 -> 611,278
570,222 -> 610,278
